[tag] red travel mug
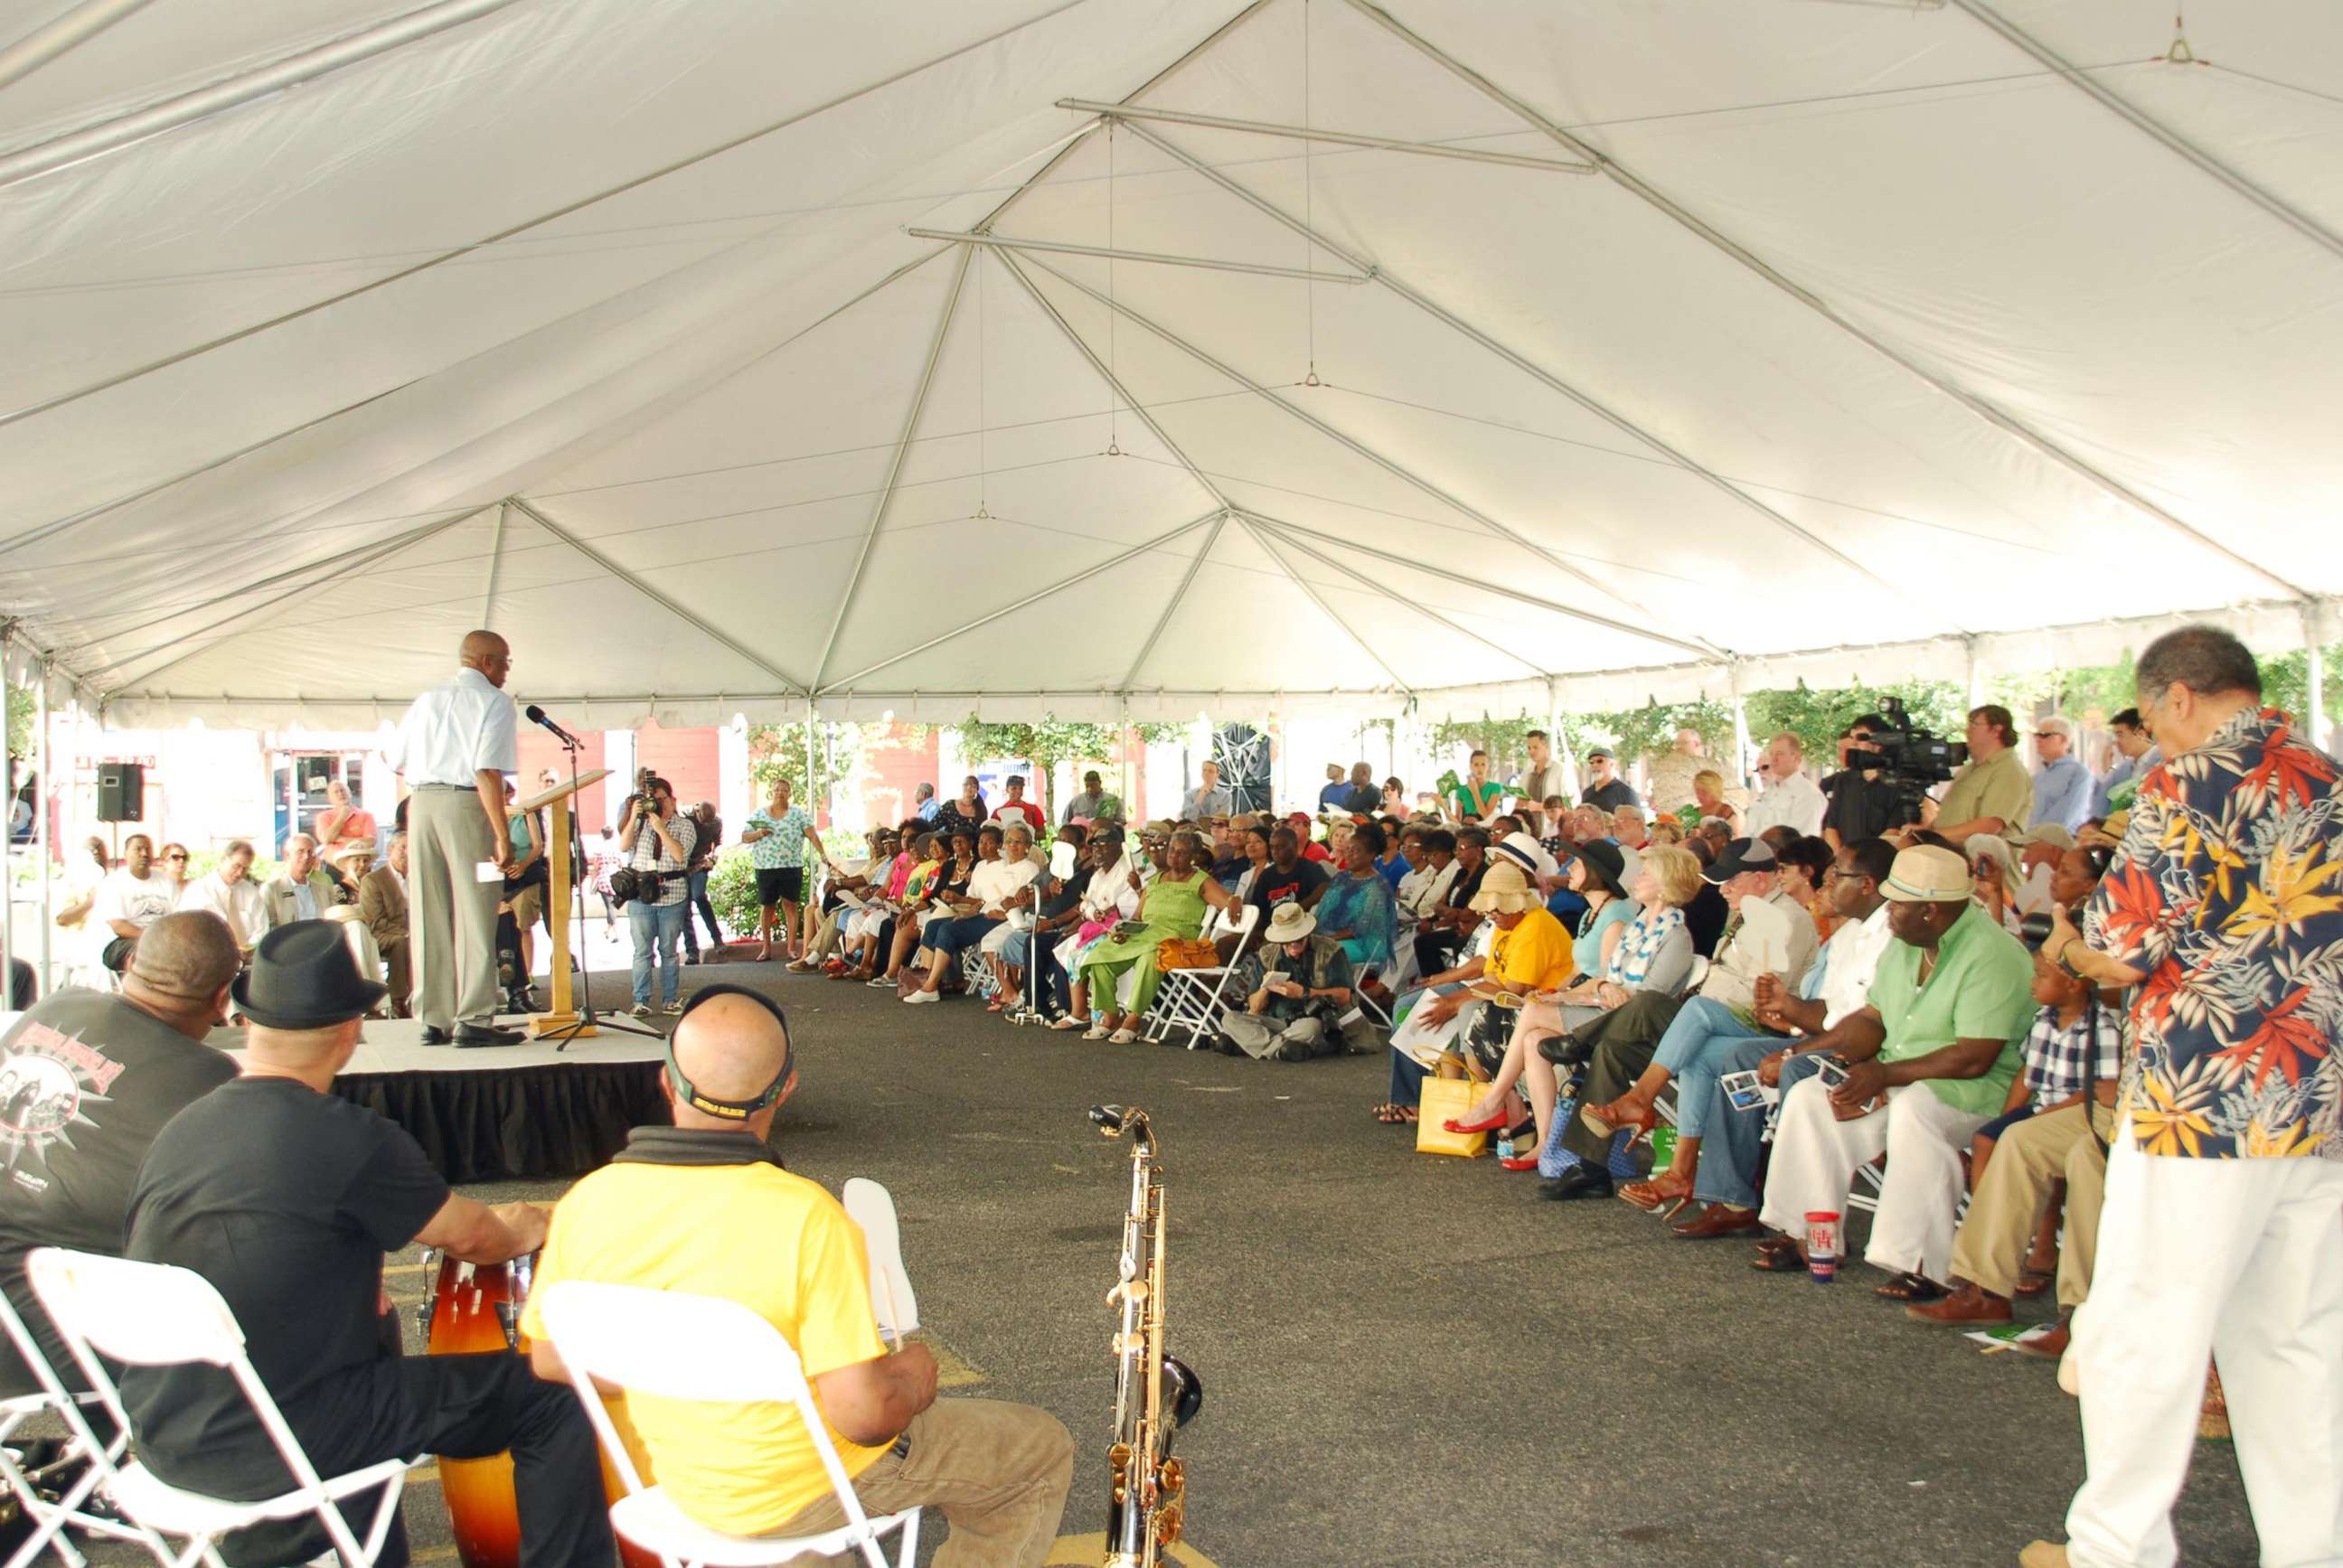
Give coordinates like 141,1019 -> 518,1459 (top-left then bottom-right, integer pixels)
1805,1210 -> 1841,1282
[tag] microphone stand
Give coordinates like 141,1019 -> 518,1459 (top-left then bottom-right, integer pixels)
538,730 -> 661,1049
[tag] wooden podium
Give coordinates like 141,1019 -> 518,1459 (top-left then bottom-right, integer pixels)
516,767 -> 609,1040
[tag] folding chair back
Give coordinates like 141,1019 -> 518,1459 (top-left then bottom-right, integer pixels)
25,1251 -> 242,1369
0,1285 -> 174,1568
840,1178 -> 919,1346
1142,903 -> 1258,1048
535,1282 -> 917,1568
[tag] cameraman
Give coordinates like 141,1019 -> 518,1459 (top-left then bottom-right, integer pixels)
618,775 -> 696,1018
2028,625 -> 2343,1568
1821,714 -> 1898,850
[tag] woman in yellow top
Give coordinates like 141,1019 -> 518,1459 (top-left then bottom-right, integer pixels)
1068,831 -> 1238,1043
1378,861 -> 1575,1124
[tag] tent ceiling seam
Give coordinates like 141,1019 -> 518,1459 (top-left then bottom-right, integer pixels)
1338,0 -> 2308,603
479,500 -> 508,630
507,497 -> 807,696
0,0 -> 1088,433
1250,514 -> 1548,681
1121,512 -> 1230,691
809,242 -> 975,692
1117,117 -> 1958,633
1237,514 -> 1414,695
1014,249 -> 1725,662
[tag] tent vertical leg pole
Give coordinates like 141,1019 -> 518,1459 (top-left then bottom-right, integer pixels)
1966,638 -> 1985,710
1117,695 -> 1133,818
2307,606 -> 2328,752
2,642 -> 13,1002
1731,695 -> 1753,798
36,656 -> 52,992
803,700 -> 819,956
1548,676 -> 1576,810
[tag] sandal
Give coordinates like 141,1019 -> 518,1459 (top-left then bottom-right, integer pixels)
1873,1272 -> 1948,1302
1752,1236 -> 1805,1273
1579,1096 -> 1659,1146
1049,1016 -> 1087,1031
1083,1026 -> 1113,1041
1618,1171 -> 1695,1214
1109,1028 -> 1139,1045
1372,1103 -> 1407,1123
2015,1263 -> 2055,1298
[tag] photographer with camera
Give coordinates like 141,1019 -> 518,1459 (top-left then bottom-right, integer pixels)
617,775 -> 696,1018
2025,625 -> 2343,1568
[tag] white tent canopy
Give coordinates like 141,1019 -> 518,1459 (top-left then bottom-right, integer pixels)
1,0 -> 2338,728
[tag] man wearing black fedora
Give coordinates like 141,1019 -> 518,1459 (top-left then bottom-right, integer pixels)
118,923 -> 611,1568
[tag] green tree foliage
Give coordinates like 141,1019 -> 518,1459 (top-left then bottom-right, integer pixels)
745,722 -> 862,810
5,682 -> 30,765
951,717 -> 1187,775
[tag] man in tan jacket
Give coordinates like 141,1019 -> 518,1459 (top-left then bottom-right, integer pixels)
358,832 -> 412,1017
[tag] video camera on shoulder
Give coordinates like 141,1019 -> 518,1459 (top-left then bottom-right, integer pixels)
1843,696 -> 1969,827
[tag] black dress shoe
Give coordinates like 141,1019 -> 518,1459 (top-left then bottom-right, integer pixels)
419,1027 -> 453,1046
1538,1164 -> 1614,1201
454,1023 -> 525,1048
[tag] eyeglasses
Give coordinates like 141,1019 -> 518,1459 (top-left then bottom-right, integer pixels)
164,853 -> 189,861
1822,868 -> 1866,883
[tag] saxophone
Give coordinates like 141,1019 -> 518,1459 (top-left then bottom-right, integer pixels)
1089,1105 -> 1203,1568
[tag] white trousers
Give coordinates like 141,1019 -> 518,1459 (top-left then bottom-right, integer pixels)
2065,1124 -> 2343,1568
1757,1077 -> 1986,1284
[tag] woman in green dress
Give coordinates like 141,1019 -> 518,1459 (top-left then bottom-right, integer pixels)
1070,831 -> 1237,1042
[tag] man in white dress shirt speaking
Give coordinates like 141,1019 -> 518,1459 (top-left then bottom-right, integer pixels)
384,631 -> 522,1047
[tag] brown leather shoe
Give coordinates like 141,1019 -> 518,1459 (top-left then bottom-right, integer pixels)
2013,1319 -> 2071,1360
1668,1202 -> 1762,1239
1905,1282 -> 2013,1327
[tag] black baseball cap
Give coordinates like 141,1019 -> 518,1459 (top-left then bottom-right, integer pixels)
1703,837 -> 1778,884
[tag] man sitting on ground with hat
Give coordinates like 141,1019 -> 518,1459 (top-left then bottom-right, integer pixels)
1745,844 -> 2036,1298
119,922 -> 609,1568
1219,903 -> 1357,1062
523,986 -> 1075,1563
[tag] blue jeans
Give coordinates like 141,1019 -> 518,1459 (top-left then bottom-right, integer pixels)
629,901 -> 686,1007
1652,997 -> 1771,1139
681,869 -> 720,956
1695,1045 -> 1830,1209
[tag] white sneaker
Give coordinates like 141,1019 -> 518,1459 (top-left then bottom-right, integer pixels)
630,1003 -> 652,1019
663,1000 -> 684,1015
866,975 -> 895,989
902,989 -> 939,1005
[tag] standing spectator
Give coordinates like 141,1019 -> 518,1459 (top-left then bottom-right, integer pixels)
2028,715 -> 2093,834
1316,764 -> 1350,812
2029,626 -> 2343,1568
1579,746 -> 1642,813
1644,726 -> 1707,817
914,781 -> 941,822
1919,705 -> 2033,847
993,775 -> 1049,833
740,778 -> 823,963
359,831 -> 412,1017
1338,762 -> 1381,816
1062,770 -> 1107,827
314,778 -> 376,852
175,840 -> 266,955
2089,707 -> 2156,819
1446,751 -> 1507,822
89,834 -> 177,974
501,780 -> 550,1006
682,800 -> 724,964
932,775 -> 987,838
619,775 -> 696,1017
1181,761 -> 1233,822
1745,733 -> 1826,838
1821,714 -> 1898,850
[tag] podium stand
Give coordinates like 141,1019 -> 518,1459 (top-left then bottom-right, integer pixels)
516,766 -> 611,1042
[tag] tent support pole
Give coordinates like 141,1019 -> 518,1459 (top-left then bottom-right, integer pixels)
805,699 -> 819,823
36,654 -> 52,991
1731,693 -> 1754,800
1237,517 -> 1413,696
511,498 -> 806,696
0,0 -> 157,92
1117,693 -> 1133,816
908,229 -> 1368,285
820,510 -> 1223,694
1117,118 -> 1933,623
1951,0 -> 2343,268
1014,250 -> 1725,661
479,502 -> 507,630
1248,515 -> 1545,681
2,635 -> 13,1000
1057,99 -> 1595,174
813,244 -> 975,692
1122,514 -> 1229,691
2307,606 -> 2328,750
1337,0 -> 2308,601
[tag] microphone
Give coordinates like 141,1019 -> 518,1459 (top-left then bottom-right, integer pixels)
523,704 -> 582,747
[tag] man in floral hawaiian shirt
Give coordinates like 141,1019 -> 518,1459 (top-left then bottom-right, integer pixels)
2023,625 -> 2343,1568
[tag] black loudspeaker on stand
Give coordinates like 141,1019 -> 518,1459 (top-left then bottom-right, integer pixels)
97,762 -> 143,822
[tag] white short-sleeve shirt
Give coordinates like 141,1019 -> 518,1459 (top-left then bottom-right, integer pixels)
385,667 -> 517,786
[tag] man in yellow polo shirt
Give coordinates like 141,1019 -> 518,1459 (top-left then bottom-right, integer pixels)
521,987 -> 1073,1564
1916,704 -> 2034,847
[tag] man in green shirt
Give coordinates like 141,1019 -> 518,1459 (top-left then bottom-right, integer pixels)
1752,844 -> 2035,1298
1915,704 -> 2033,847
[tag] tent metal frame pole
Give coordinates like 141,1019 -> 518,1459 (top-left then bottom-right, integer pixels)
479,501 -> 508,630
811,243 -> 975,693
90,506 -> 491,692
1121,512 -> 1230,691
1338,0 -> 2306,602
1117,119 -> 1934,622
0,0 -> 532,191
2,634 -> 12,999
819,510 -> 1223,694
1247,514 -> 1548,681
2306,604 -> 2328,751
0,5 -> 1079,433
1015,250 -> 1723,661
35,653 -> 51,991
971,0 -> 1277,235
510,498 -> 807,696
1237,517 -> 1413,697
1056,99 -> 1596,174
0,0 -> 158,92
906,228 -> 1370,285
1951,0 -> 2343,269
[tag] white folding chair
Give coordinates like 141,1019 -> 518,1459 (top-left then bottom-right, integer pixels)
1142,905 -> 1257,1048
25,1249 -> 415,1568
839,1179 -> 918,1348
536,1282 -> 920,1568
0,1290 -> 174,1568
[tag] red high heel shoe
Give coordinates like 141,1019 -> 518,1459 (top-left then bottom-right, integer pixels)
1442,1108 -> 1510,1135
1499,1154 -> 1540,1171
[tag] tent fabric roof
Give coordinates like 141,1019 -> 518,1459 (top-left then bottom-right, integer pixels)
2,0 -> 2338,727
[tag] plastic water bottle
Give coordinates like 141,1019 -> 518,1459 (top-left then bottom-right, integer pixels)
1806,1210 -> 1841,1282
1495,1131 -> 1516,1160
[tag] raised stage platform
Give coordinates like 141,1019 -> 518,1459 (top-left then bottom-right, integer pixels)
211,1016 -> 672,1183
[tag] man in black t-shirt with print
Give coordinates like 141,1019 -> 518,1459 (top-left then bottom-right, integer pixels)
120,923 -> 610,1568
0,913 -> 241,1398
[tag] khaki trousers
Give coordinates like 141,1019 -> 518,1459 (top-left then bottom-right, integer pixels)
773,1398 -> 1073,1568
1950,1101 -> 2112,1308
408,787 -> 502,1032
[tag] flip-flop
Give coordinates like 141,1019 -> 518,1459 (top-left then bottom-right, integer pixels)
2015,1264 -> 2055,1297
1874,1272 -> 1948,1302
1751,1237 -> 1805,1272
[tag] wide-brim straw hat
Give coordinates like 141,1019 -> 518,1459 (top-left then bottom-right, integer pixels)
1468,860 -> 1538,914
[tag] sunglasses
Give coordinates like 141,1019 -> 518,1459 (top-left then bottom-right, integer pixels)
164,853 -> 190,861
